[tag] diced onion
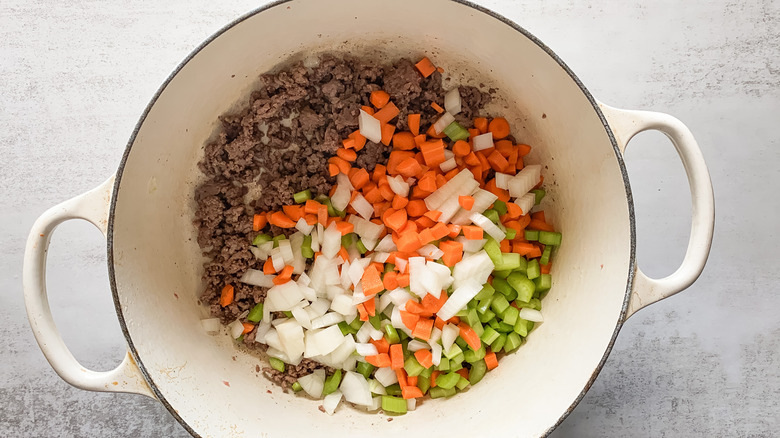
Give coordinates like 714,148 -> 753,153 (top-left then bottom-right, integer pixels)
322,390 -> 342,415
424,168 -> 478,211
469,212 -> 506,241
432,112 -> 455,134
439,157 -> 457,172
350,192 -> 374,221
429,339 -> 443,366
519,308 -> 544,322
200,318 -> 221,334
472,132 -> 494,151
450,189 -> 498,225
507,164 -> 542,198
452,250 -> 494,290
311,312 -> 345,329
444,88 -> 461,115
355,342 -> 379,356
456,236 -> 487,253
515,193 -> 536,216
374,235 -> 396,252
239,269 -> 275,288
331,293 -> 356,316
297,369 -> 326,398
387,175 -> 410,197
228,319 -> 245,339
359,109 -> 382,144
329,334 -> 356,364
417,244 -> 444,260
369,379 -> 386,395
340,371 -> 374,406
276,320 -> 305,361
321,222 -> 342,259
291,305 -> 313,330
265,281 -> 305,311
407,397 -> 417,411
407,340 -> 430,352
295,218 -> 314,235
374,367 -> 398,387
271,249 -> 285,272
495,172 -> 512,190
437,279 -> 483,321
278,239 -> 294,264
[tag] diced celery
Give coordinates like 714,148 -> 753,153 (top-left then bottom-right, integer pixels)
338,321 -> 352,336
444,121 -> 470,142
494,321 -> 515,333
469,359 -> 488,385
504,332 -> 522,352
404,356 -> 425,377
526,258 -> 541,280
480,326 -> 500,345
456,376 -> 470,390
293,189 -> 312,204
515,298 -> 542,310
384,324 -> 401,344
492,278 -> 513,297
491,333 -> 507,352
269,357 -> 285,373
538,231 -> 562,246
507,272 -> 536,303
282,311 -> 293,318
470,320 -> 484,337
513,317 -> 529,336
525,319 -> 536,334
532,189 -> 546,204
465,308 -> 480,327
356,361 -> 375,379
492,200 -> 508,216
534,274 -> 552,292
478,308 -> 495,323
381,395 -> 407,414
419,366 -> 433,378
437,357 -> 450,371
490,294 -> 510,316
356,239 -> 368,254
429,386 -> 457,399
341,233 -> 354,248
349,317 -> 363,331
291,381 -> 303,392
464,345 -> 486,363
384,263 -> 395,273
467,298 -> 478,309
492,269 -> 511,279
252,233 -> 272,246
476,297 -> 492,315
504,227 -> 517,240
455,337 -> 468,350
455,308 -> 470,319
247,303 -> 264,323
494,252 -> 521,271
525,230 -> 539,241
436,372 -> 461,389
502,306 -> 519,326
301,235 -> 314,258
483,209 -> 500,224
369,314 -> 382,330
385,384 -> 402,396
450,353 -> 465,368
474,283 -> 495,301
444,344 -> 463,360
540,245 -> 552,265
418,375 -> 431,394
483,237 -> 502,265
323,369 -> 342,395
272,235 -> 286,247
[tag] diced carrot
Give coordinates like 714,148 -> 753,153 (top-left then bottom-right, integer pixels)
381,123 -> 396,146
452,140 -> 471,157
458,322 -> 482,351
364,186 -> 385,204
263,258 -> 276,274
328,163 -> 339,176
390,343 -> 404,370
468,128 -> 481,139
397,273 -> 410,287
414,57 -> 436,78
464,151 -> 480,166
404,300 -> 427,315
391,195 -> 408,210
500,239 -> 511,253
447,223 -> 462,238
430,370 -> 440,387
413,134 -> 427,147
342,138 -> 356,149
272,266 -> 293,285
484,178 -> 511,202
378,184 -> 395,201
395,230 -> 422,252
495,139 -> 514,157
396,157 -> 423,178
484,350 -> 499,370
317,204 -> 328,225
458,195 -> 475,210
370,90 -> 390,109
348,167 -> 370,190
505,202 -> 523,219
513,242 -> 536,256
429,222 -> 449,240
349,130 -> 367,151
517,143 -> 532,157
365,353 -> 391,368
412,318 -> 434,341
252,214 -> 268,231
439,240 -> 463,267
430,102 -> 444,113
387,151 -> 416,175
456,368 -> 469,379
383,271 -> 399,290
488,117 -> 511,139
540,263 -> 552,274
528,219 -> 555,232
370,337 -> 390,354
383,208 -> 408,233
362,264 -> 385,296
338,246 -> 350,263
422,292 -> 448,314
373,163 -> 387,182
467,166 -> 482,181
396,369 -> 408,388
374,101 -> 400,124
219,284 -> 234,307
487,150 -> 509,172
331,156 -> 352,175
401,220 -> 419,234
269,211 -> 296,228
407,375 -> 418,388
408,114 -> 421,136
400,310 -> 420,331
415,216 -> 436,230
462,225 -> 483,240
364,296 -> 376,317
241,322 -> 255,335
410,185 -> 431,200
337,147 -> 357,162
420,139 -> 446,167
418,171 -> 438,193
418,228 -> 435,245
426,124 -> 447,139
435,174 -> 448,188
531,211 -> 546,221
335,221 -> 354,236
414,349 -> 434,369
527,245 -> 543,258
392,131 -> 416,150
424,210 -> 442,222
361,105 -> 375,115
304,214 -> 317,225
282,205 -> 304,221
304,200 -> 322,215
434,316 -> 447,331
474,117 -> 488,134
406,199 -> 428,217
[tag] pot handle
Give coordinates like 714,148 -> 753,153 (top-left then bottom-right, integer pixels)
23,176 -> 156,398
598,103 -> 715,319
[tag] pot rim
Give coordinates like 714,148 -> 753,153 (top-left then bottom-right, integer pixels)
106,1 -> 636,436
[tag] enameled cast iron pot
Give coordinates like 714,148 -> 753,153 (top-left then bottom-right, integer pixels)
23,1 -> 715,436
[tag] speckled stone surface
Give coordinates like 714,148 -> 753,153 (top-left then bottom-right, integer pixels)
2,1 -> 778,436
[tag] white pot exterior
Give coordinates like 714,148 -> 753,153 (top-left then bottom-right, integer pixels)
23,1 -> 715,437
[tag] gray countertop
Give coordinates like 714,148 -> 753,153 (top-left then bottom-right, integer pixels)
2,0 -> 778,436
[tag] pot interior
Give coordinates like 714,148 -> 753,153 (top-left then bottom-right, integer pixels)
110,0 -> 632,436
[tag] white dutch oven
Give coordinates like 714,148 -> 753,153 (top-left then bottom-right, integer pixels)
23,0 -> 715,436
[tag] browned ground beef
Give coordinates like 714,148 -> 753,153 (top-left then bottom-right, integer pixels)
194,54 -> 490,387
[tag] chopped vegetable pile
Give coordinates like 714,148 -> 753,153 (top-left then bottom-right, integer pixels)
200,57 -> 560,415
